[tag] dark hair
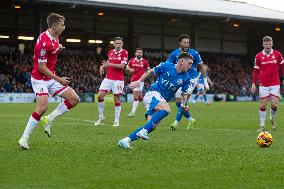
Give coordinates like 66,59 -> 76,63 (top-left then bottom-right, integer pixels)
135,48 -> 143,52
47,13 -> 65,28
178,52 -> 193,60
114,36 -> 123,41
178,34 -> 190,42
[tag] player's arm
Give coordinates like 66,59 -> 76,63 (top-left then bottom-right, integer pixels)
198,63 -> 210,90
103,61 -> 125,69
208,77 -> 213,87
252,56 -> 260,94
180,92 -> 190,112
129,69 -> 153,89
278,52 -> 284,85
58,44 -> 65,52
125,65 -> 135,73
38,63 -> 70,85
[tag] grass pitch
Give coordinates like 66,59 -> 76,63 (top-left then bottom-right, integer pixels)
1,102 -> 284,189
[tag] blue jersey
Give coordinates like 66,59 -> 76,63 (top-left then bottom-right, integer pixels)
197,71 -> 208,84
166,48 -> 202,70
149,62 -> 195,101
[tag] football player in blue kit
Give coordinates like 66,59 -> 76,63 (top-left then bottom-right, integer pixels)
118,52 -> 195,148
193,64 -> 212,104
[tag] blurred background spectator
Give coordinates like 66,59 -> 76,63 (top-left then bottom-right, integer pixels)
0,49 -> 252,96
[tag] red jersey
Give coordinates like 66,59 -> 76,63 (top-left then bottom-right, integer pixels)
128,57 -> 149,81
105,49 -> 128,81
253,49 -> 284,87
32,30 -> 59,81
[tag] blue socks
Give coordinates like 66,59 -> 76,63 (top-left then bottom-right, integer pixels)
176,106 -> 191,122
194,94 -> 199,101
203,95 -> 207,102
128,110 -> 169,141
176,102 -> 181,108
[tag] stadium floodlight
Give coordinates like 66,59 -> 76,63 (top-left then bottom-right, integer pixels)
232,23 -> 240,28
110,40 -> 114,44
18,36 -> 34,40
0,35 -> 9,39
88,40 -> 103,44
66,39 -> 81,43
97,12 -> 104,16
275,27 -> 281,32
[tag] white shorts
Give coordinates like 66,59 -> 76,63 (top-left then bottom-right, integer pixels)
133,82 -> 144,92
259,85 -> 280,99
99,78 -> 124,94
143,91 -> 166,112
175,77 -> 198,98
31,77 -> 69,97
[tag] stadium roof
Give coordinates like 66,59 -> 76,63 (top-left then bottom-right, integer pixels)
42,0 -> 284,23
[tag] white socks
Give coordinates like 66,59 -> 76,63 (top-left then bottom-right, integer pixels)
259,109 -> 266,127
22,115 -> 39,139
114,106 -> 121,122
131,100 -> 139,113
270,108 -> 277,120
98,101 -> 104,117
47,102 -> 69,122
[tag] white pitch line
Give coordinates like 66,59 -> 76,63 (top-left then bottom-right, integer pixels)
0,114 -> 261,132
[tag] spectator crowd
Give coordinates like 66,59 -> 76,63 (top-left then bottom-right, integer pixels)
0,48 -> 253,96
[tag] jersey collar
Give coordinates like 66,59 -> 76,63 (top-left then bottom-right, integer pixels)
135,57 -> 143,61
114,49 -> 122,54
262,49 -> 273,56
46,30 -> 57,42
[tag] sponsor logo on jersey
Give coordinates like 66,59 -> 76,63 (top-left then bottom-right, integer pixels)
40,49 -> 46,57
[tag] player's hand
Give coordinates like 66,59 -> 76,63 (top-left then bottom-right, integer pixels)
129,81 -> 139,89
59,77 -> 70,86
102,60 -> 110,68
59,44 -> 65,51
204,82 -> 210,91
128,68 -> 135,73
99,65 -> 104,76
251,83 -> 256,94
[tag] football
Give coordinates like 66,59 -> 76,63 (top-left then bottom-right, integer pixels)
257,132 -> 273,147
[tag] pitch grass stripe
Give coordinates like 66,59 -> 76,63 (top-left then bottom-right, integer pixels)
1,114 -> 271,133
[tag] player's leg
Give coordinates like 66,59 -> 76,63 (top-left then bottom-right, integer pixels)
170,88 -> 182,129
42,86 -> 80,137
95,90 -> 108,125
270,96 -> 279,130
128,101 -> 170,141
118,92 -> 169,148
269,85 -> 280,130
171,77 -> 198,130
19,78 -> 49,149
19,95 -> 48,149
95,78 -> 111,126
203,90 -> 208,104
257,86 -> 269,132
128,91 -> 141,117
174,97 -> 196,130
113,94 -> 121,127
129,82 -> 144,117
258,98 -> 268,132
112,80 -> 124,127
193,91 -> 200,103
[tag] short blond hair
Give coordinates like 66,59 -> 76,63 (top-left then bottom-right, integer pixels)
263,36 -> 273,42
47,13 -> 65,28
